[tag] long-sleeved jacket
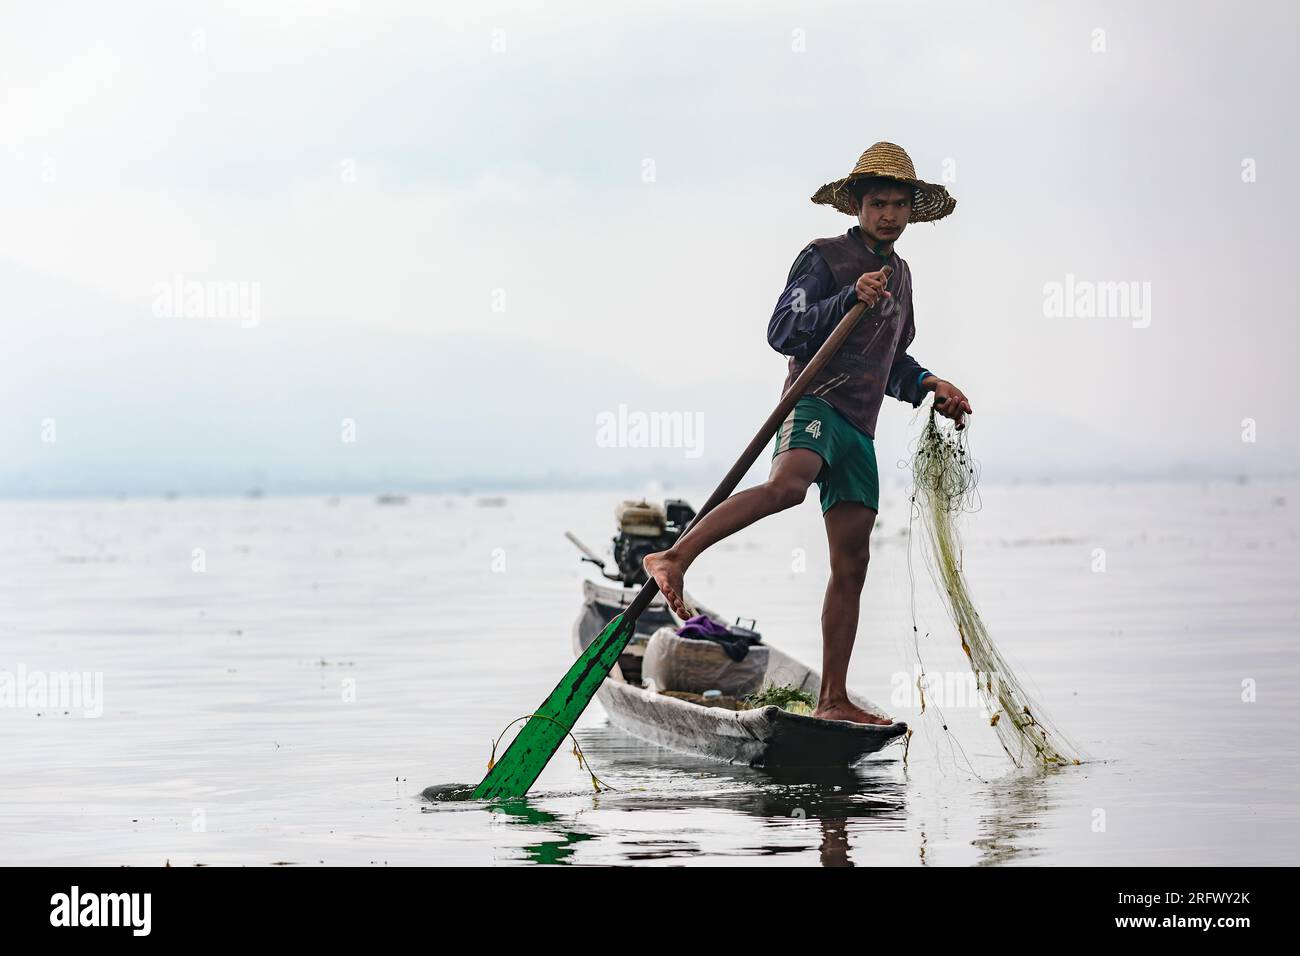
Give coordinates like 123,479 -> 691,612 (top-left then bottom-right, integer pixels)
767,227 -> 934,438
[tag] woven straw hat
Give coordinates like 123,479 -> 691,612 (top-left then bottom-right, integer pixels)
811,142 -> 955,223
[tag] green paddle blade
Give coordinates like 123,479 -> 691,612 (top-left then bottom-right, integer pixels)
472,612 -> 637,800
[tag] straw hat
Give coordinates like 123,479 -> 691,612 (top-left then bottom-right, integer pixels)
811,142 -> 955,222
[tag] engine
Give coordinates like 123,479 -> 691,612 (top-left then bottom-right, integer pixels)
610,498 -> 696,587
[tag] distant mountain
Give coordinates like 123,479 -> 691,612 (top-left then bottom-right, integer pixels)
1,260 -> 1288,497
0,260 -> 753,496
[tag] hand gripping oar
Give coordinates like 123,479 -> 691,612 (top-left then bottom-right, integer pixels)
472,263 -> 894,799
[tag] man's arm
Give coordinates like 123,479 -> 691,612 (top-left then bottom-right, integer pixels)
767,246 -> 858,363
890,352 -> 974,428
886,353 -> 937,408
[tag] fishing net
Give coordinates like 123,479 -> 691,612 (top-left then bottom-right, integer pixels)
907,402 -> 1083,769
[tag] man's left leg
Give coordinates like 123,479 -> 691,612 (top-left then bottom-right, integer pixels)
812,501 -> 891,725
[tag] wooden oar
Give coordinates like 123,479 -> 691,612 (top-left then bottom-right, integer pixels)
472,263 -> 894,800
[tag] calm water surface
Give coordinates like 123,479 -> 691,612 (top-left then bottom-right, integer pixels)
1,482 -> 1296,865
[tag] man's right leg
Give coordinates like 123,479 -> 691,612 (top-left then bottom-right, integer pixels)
643,447 -> 823,618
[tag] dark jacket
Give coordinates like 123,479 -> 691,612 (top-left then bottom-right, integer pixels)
767,226 -> 934,439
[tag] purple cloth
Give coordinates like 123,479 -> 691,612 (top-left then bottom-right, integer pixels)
676,614 -> 731,640
675,615 -> 761,661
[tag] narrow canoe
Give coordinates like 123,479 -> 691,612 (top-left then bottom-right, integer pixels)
574,579 -> 908,767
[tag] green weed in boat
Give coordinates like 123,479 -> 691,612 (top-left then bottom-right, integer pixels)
745,683 -> 817,714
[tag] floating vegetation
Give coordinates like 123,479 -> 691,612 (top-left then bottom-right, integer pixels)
745,683 -> 816,715
908,404 -> 1083,769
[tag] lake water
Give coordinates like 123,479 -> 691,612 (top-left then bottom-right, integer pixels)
2,481 -> 1297,866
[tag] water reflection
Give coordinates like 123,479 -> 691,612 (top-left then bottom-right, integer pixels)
424,726 -> 916,866
420,723 -> 1095,866
970,767 -> 1071,866
490,801 -> 598,865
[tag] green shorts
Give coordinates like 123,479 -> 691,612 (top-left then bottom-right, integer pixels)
772,396 -> 880,513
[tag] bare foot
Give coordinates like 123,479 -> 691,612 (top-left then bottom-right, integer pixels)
813,700 -> 895,726
643,550 -> 693,619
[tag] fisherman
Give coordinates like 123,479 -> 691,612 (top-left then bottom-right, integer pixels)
645,142 -> 973,725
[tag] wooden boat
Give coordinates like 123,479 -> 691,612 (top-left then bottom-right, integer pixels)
574,579 -> 908,767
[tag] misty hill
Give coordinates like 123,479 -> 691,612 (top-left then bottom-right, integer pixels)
0,260 -> 1271,498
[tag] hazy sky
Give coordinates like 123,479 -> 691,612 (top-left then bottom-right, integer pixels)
3,0 -> 1297,495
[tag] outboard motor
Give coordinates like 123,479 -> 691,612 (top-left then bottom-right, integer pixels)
610,498 -> 696,587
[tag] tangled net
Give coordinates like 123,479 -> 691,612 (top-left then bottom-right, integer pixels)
908,403 -> 1083,769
